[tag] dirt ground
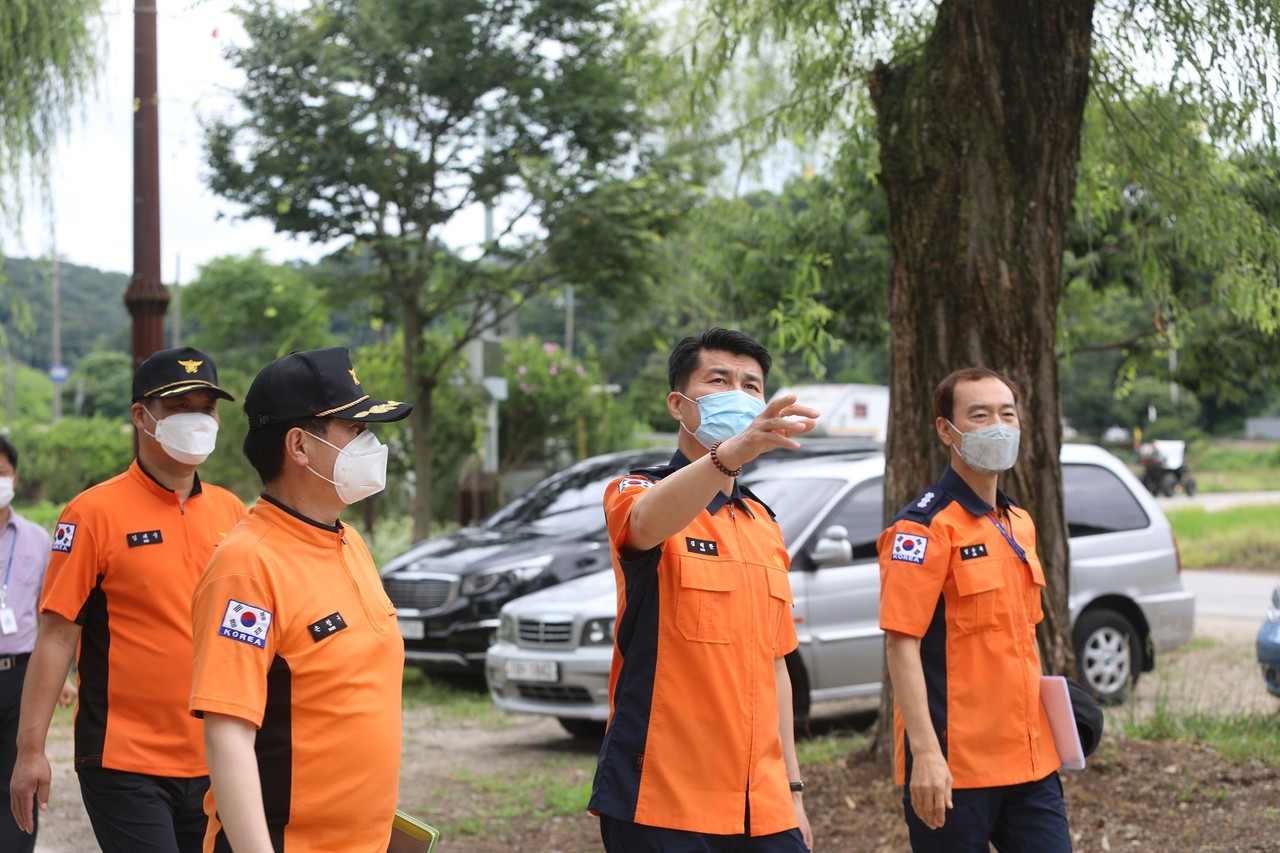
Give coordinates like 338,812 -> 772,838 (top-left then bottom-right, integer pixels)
31,618 -> 1279,852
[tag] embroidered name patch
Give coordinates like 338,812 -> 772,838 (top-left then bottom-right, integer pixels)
126,530 -> 164,547
959,543 -> 988,560
219,599 -> 273,648
52,523 -> 77,554
686,537 -> 719,556
891,533 -> 928,564
618,477 -> 653,493
308,612 -> 348,642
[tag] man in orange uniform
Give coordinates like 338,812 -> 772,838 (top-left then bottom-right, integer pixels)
10,347 -> 245,853
878,367 -> 1072,852
589,328 -> 819,852
189,347 -> 410,852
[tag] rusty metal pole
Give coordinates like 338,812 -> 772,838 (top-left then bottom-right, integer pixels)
124,3 -> 168,370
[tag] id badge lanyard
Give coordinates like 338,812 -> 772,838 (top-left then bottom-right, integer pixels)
986,512 -> 1028,564
0,528 -> 16,635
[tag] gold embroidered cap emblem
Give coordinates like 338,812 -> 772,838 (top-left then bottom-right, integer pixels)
178,359 -> 203,374
348,368 -> 360,385
353,401 -> 403,418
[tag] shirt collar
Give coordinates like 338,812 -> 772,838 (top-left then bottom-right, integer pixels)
641,449 -> 761,518
939,465 -> 1018,518
259,492 -> 344,534
130,459 -> 205,501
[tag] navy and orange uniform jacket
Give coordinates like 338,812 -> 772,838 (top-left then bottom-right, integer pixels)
588,451 -> 800,836
878,466 -> 1061,789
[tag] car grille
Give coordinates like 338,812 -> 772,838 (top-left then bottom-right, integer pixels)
383,576 -> 457,613
518,619 -> 574,646
516,684 -> 593,703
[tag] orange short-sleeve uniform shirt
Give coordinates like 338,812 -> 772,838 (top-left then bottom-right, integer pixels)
189,496 -> 403,853
40,461 -> 246,776
588,451 -> 800,836
878,466 -> 1060,789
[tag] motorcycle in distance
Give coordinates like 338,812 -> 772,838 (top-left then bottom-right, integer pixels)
1138,439 -> 1196,497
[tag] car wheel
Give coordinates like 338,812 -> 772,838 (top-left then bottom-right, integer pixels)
1159,471 -> 1179,497
1074,609 -> 1144,704
557,717 -> 606,739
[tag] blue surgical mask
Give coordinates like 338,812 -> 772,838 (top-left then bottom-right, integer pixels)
679,390 -> 766,449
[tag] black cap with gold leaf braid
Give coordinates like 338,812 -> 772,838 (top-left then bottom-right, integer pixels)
243,347 -> 412,431
131,346 -> 235,402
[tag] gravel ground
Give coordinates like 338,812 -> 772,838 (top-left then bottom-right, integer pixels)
29,598 -> 1277,852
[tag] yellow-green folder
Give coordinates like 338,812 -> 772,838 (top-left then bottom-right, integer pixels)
388,810 -> 441,853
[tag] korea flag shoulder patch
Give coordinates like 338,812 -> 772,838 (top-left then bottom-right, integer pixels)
52,522 -> 77,554
219,599 -> 273,649
891,532 -> 928,565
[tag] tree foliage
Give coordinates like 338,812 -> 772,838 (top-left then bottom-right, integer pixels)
682,0 -> 1280,765
0,0 -> 103,217
205,0 -> 690,538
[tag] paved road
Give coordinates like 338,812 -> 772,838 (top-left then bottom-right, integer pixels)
1182,569 -> 1276,621
1155,490 -> 1280,512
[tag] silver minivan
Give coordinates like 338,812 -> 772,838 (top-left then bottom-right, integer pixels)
485,444 -> 1196,736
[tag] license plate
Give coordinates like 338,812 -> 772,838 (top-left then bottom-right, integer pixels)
504,659 -> 558,683
398,618 -> 425,640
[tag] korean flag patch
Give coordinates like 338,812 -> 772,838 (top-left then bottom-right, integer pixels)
891,532 -> 928,565
219,599 -> 273,649
618,477 -> 653,493
52,523 -> 77,554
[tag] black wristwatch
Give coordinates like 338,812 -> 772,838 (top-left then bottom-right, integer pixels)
789,780 -> 805,793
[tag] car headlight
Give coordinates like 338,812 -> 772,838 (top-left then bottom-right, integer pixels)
1268,585 -> 1280,623
497,613 -> 516,643
461,554 -> 554,596
581,617 -> 615,646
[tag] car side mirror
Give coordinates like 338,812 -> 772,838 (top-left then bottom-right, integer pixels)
808,525 -> 853,566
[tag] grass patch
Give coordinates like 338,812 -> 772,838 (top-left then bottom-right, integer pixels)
797,729 -> 865,766
1116,709 -> 1280,764
401,668 -> 507,727
1164,503 -> 1280,569
444,758 -> 595,834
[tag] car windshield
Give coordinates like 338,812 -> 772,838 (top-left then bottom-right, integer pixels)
744,477 -> 847,545
484,453 -> 667,535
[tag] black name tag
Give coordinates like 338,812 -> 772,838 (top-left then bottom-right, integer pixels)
685,537 -> 719,556
959,543 -> 988,561
126,530 -> 164,547
308,612 -> 348,642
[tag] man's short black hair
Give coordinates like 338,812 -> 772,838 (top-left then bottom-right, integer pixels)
242,417 -> 330,484
0,435 -> 17,470
667,328 -> 772,392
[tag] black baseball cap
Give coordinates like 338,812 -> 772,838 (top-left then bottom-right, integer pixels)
244,347 -> 412,431
132,346 -> 235,402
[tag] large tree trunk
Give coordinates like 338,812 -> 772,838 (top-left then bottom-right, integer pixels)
864,0 -> 1095,763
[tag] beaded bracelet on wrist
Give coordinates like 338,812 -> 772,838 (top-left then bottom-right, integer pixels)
709,440 -> 743,477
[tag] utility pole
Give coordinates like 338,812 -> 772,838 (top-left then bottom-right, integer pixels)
50,255 -> 64,421
123,3 -> 168,369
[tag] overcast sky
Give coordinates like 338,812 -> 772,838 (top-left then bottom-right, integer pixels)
4,1 -> 337,278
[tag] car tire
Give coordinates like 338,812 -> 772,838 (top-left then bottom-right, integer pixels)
557,717 -> 606,739
1074,609 -> 1144,705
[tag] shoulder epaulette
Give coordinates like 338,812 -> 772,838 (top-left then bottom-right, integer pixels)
892,483 -> 950,526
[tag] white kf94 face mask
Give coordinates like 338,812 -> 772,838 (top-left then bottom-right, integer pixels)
146,410 -> 219,466
306,429 -> 389,504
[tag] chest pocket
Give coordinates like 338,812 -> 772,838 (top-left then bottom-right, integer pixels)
951,560 -> 1004,634
675,558 -> 737,644
764,567 -> 793,651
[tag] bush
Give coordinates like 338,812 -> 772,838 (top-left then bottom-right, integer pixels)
7,417 -> 133,505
